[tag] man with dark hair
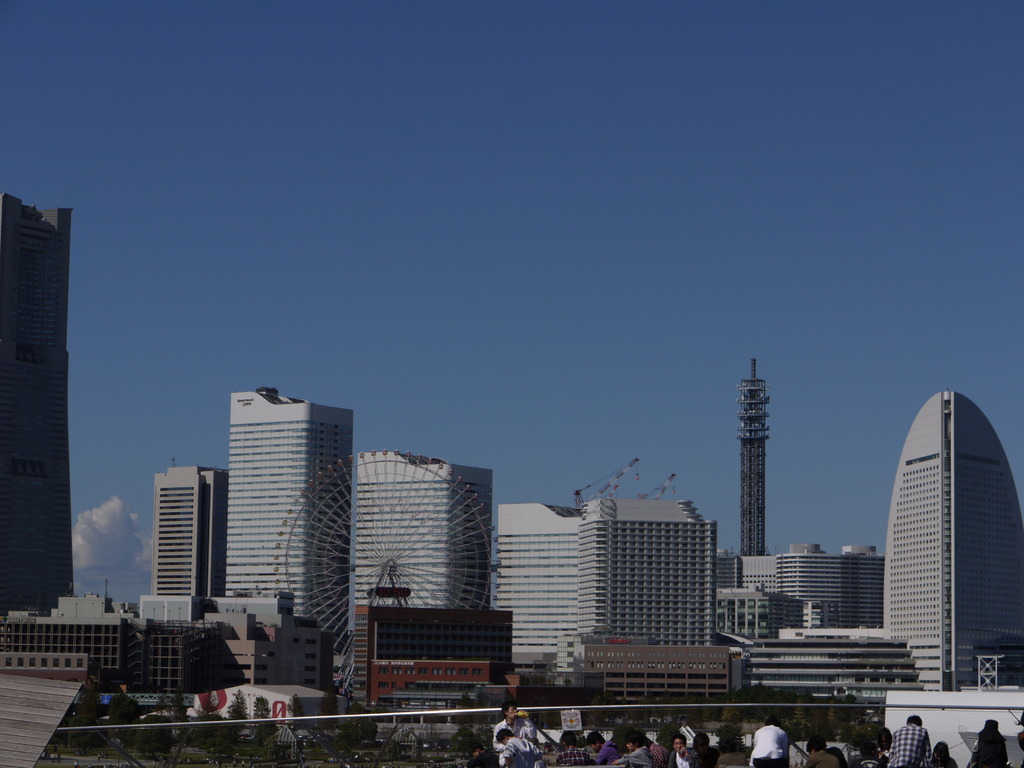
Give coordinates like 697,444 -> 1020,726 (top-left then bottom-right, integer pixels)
693,734 -> 720,768
493,701 -> 537,751
750,715 -> 789,768
671,734 -> 692,768
806,737 -> 839,768
588,732 -> 621,766
468,743 -> 500,768
617,731 -> 653,768
889,716 -> 931,768
497,729 -> 540,768
849,743 -> 881,768
557,732 -> 590,767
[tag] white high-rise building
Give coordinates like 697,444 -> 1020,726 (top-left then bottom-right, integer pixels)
737,545 -> 883,630
354,451 -> 492,610
578,498 -> 717,646
225,388 -> 353,602
885,391 -> 1024,690
496,502 -> 583,662
152,466 -> 229,596
777,544 -> 884,628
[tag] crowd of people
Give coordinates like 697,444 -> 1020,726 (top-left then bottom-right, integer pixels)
470,705 -> 1023,768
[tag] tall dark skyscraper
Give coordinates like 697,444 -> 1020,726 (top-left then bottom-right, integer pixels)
0,193 -> 73,611
737,358 -> 769,556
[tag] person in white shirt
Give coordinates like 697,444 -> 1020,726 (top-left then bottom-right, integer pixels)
672,733 -> 692,768
493,701 -> 537,751
750,715 -> 789,768
498,729 -> 541,768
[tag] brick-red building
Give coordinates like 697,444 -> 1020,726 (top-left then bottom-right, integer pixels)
353,606 -> 514,707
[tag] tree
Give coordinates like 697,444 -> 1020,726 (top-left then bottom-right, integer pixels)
227,690 -> 249,720
76,687 -> 101,721
66,713 -> 102,751
192,713 -> 226,752
135,714 -> 174,758
289,693 -> 306,718
451,724 -> 479,755
359,716 -> 378,743
715,724 -> 742,745
320,686 -> 339,717
108,692 -> 141,725
169,689 -> 188,722
253,696 -> 275,745
336,718 -> 362,751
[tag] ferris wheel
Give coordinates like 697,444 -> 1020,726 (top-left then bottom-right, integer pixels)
283,459 -> 354,657
354,451 -> 490,610
283,451 -> 491,677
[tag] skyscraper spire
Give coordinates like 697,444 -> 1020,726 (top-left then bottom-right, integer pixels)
737,358 -> 769,556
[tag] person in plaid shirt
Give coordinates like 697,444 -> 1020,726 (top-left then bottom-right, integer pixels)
889,716 -> 931,768
648,740 -> 670,768
557,732 -> 591,766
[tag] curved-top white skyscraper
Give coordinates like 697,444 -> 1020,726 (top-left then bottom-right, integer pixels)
884,391 -> 1024,690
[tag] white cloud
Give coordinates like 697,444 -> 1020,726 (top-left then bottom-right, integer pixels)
72,497 -> 151,593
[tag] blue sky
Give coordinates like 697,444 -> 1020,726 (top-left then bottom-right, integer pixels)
2,2 -> 1023,602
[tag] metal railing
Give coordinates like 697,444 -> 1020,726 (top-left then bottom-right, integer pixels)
43,702 -> 1024,768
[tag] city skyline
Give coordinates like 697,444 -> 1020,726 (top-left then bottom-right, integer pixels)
2,4 -> 1022,601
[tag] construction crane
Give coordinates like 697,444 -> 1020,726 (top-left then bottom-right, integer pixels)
637,473 -> 677,500
574,458 -> 640,507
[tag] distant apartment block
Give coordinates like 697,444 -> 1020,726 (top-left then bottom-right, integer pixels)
578,498 -> 716,646
496,502 -> 583,663
734,544 -> 884,631
152,466 -> 228,596
225,387 -> 353,628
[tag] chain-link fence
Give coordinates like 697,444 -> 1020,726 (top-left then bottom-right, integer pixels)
42,703 -> 1024,768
